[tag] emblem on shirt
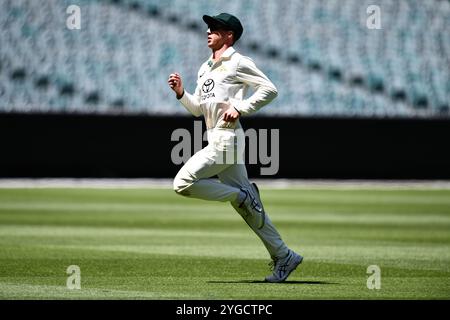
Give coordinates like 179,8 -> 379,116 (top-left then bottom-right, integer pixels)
201,78 -> 216,100
217,65 -> 227,72
202,79 -> 215,93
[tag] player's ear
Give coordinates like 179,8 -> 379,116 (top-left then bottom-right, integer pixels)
228,31 -> 235,44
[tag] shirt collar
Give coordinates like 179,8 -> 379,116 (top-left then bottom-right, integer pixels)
221,46 -> 236,59
207,46 -> 236,65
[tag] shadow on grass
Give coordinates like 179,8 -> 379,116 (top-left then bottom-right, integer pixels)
207,280 -> 337,285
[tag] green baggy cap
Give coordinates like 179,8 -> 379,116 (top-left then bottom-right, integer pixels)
203,13 -> 243,42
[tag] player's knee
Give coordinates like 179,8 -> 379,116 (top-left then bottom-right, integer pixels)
173,175 -> 193,196
172,178 -> 185,195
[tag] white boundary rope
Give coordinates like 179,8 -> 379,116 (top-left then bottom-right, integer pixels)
1,178 -> 450,189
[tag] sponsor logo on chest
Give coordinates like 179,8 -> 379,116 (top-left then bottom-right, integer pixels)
201,78 -> 215,100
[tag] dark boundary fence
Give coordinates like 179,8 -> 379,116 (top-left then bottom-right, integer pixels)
1,113 -> 449,179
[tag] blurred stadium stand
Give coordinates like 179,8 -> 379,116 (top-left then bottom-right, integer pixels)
0,0 -> 449,118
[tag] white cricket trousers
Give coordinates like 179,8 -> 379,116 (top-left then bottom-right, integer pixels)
173,129 -> 289,260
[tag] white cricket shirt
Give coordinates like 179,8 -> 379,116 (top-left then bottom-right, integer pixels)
178,47 -> 278,131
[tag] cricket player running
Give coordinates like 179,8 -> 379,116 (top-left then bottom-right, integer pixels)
167,13 -> 302,282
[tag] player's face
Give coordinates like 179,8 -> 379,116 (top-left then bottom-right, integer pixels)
207,26 -> 232,49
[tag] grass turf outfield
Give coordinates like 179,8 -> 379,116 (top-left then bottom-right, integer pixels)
0,187 -> 449,299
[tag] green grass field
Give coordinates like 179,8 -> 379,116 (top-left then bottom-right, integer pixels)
0,186 -> 449,299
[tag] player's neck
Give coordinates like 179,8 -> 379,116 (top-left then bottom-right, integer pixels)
212,44 -> 231,62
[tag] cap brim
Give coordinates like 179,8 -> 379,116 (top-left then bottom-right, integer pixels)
202,15 -> 226,28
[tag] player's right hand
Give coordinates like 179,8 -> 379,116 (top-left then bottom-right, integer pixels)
168,73 -> 184,98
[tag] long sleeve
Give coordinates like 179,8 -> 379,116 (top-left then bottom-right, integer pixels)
178,84 -> 202,117
233,56 -> 278,116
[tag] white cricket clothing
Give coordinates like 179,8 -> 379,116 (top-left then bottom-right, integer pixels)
173,47 -> 289,260
178,46 -> 278,129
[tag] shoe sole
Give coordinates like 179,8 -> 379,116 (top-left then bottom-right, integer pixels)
265,255 -> 303,283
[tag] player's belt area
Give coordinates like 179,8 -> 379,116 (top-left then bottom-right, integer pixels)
215,119 -> 238,130
206,121 -> 237,130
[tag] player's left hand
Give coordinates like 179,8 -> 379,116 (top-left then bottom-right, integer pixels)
223,107 -> 240,122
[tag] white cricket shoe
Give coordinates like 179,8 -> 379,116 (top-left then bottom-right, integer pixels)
238,184 -> 265,229
265,250 -> 303,283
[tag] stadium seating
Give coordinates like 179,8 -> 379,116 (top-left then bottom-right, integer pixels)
0,0 -> 448,117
